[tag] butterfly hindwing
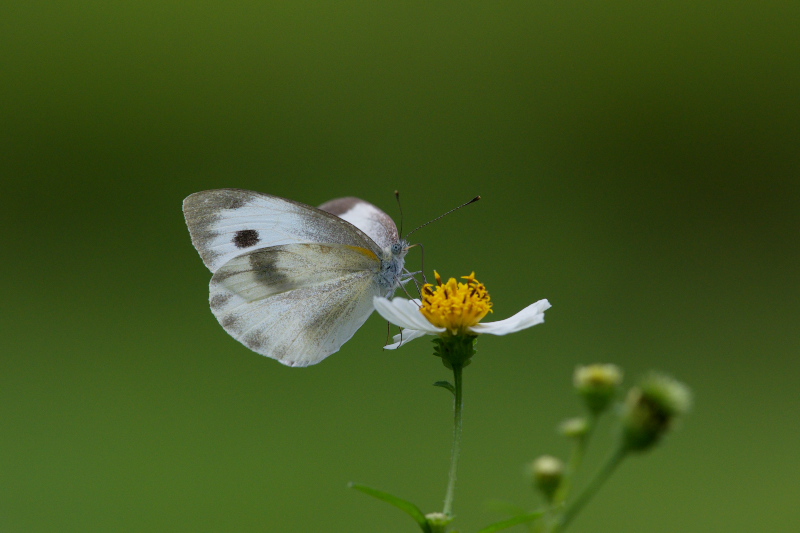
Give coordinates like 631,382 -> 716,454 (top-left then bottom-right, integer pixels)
183,189 -> 383,273
318,197 -> 399,251
209,243 -> 382,366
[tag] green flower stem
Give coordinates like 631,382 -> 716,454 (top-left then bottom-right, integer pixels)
540,417 -> 596,533
556,445 -> 628,532
553,415 -> 596,509
442,363 -> 464,517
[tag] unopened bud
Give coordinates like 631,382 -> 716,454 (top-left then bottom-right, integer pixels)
528,455 -> 564,502
574,364 -> 623,415
425,512 -> 453,533
559,417 -> 589,439
622,372 -> 692,452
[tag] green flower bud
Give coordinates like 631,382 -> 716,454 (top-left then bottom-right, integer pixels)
425,512 -> 453,533
528,455 -> 564,502
558,417 -> 589,439
622,372 -> 692,452
574,364 -> 623,415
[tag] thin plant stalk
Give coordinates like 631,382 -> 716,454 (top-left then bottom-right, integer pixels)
553,414 -> 597,508
556,446 -> 628,532
542,416 -> 596,532
442,363 -> 464,517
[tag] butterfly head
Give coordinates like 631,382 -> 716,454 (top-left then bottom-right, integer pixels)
390,240 -> 408,257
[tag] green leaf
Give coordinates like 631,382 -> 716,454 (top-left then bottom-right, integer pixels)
433,380 -> 456,395
475,511 -> 544,533
348,482 -> 432,533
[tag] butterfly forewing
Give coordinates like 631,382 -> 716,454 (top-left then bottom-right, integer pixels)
183,189 -> 383,273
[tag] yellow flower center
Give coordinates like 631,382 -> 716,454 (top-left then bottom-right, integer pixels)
420,271 -> 493,334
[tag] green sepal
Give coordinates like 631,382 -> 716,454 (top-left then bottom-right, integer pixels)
432,335 -> 477,369
433,380 -> 456,396
348,482 -> 432,533
424,512 -> 454,533
475,511 -> 544,533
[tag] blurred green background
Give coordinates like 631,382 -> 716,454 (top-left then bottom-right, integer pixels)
2,1 -> 798,531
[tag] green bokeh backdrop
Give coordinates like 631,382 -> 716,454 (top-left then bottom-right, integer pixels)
2,2 -> 798,531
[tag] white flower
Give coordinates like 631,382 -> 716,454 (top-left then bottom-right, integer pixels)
373,272 -> 551,349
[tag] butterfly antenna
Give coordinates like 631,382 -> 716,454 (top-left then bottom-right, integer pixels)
394,190 -> 404,236
405,195 -> 481,240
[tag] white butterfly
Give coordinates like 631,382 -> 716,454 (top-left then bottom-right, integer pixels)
183,189 -> 409,367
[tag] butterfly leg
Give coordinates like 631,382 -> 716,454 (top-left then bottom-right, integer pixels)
400,269 -> 424,299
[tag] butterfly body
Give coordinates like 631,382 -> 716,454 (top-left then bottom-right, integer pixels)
183,189 -> 408,367
316,196 -> 410,297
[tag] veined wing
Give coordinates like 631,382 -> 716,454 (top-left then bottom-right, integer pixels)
183,189 -> 382,272
209,243 -> 381,366
318,197 -> 399,251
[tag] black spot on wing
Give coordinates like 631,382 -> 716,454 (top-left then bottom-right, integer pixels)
210,292 -> 232,310
182,189 -> 260,269
233,229 -> 260,249
221,313 -> 242,333
244,331 -> 267,350
248,249 -> 290,290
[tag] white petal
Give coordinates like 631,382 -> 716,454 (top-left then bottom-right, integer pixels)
373,297 -> 445,334
383,328 -> 429,349
470,299 -> 551,336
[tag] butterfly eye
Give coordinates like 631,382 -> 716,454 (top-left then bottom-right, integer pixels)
391,242 -> 403,255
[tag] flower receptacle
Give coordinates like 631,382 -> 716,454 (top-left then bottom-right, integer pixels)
432,335 -> 477,370
425,512 -> 454,533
